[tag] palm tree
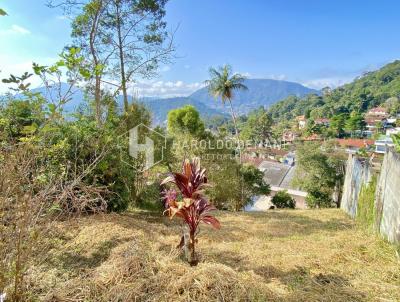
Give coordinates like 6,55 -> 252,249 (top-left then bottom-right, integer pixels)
205,65 -> 248,160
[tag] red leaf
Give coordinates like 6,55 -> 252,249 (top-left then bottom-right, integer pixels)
201,216 -> 221,229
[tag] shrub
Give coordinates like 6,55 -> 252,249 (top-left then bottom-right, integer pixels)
357,176 -> 377,227
306,190 -> 333,208
137,182 -> 164,212
161,158 -> 220,266
208,161 -> 270,211
271,191 -> 296,208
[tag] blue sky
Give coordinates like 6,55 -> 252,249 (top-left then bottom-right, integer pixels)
1,0 -> 400,96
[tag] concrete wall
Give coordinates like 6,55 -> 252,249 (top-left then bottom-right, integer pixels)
341,154 -> 371,218
375,150 -> 400,243
341,149 -> 400,243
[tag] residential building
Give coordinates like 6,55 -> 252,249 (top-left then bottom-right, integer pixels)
282,130 -> 297,143
296,115 -> 307,129
303,133 -> 322,141
336,138 -> 374,154
367,106 -> 388,117
375,135 -> 395,154
314,118 -> 330,126
364,116 -> 387,131
364,107 -> 391,132
244,147 -> 289,163
386,127 -> 400,136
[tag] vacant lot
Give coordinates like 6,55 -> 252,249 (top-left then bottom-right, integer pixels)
29,209 -> 399,301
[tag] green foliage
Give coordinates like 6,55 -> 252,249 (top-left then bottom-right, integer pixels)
205,65 -> 247,149
304,119 -> 325,137
0,98 -> 44,141
137,182 -> 163,212
1,55 -> 155,212
167,105 -> 205,137
268,60 -> 400,124
329,113 -> 348,138
345,112 -> 366,132
271,191 -> 296,209
306,190 -> 333,208
293,142 -> 343,208
385,96 -> 400,114
0,8 -> 7,16
209,162 -> 270,211
392,134 -> 400,152
356,147 -> 369,157
205,65 -> 248,103
357,176 -> 377,228
241,164 -> 271,196
240,107 -> 273,143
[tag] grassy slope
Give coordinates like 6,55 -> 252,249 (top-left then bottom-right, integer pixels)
30,209 -> 399,302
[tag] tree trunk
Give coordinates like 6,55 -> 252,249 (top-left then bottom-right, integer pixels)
183,225 -> 190,260
94,75 -> 102,125
182,225 -> 198,266
228,99 -> 245,209
115,1 -> 129,112
89,4 -> 102,126
227,99 -> 241,163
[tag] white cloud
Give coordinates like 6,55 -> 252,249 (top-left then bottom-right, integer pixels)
302,76 -> 355,89
0,55 -> 58,93
11,25 -> 30,35
0,24 -> 31,36
234,71 -> 252,78
129,80 -> 205,98
267,74 -> 287,81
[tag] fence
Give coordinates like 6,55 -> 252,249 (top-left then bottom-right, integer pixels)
341,155 -> 371,218
341,149 -> 400,243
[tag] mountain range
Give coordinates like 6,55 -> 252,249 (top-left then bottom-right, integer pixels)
21,79 -> 319,125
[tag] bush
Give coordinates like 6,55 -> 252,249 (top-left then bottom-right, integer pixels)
357,176 -> 377,227
306,190 -> 333,208
208,161 -> 270,211
271,191 -> 296,208
137,182 -> 164,212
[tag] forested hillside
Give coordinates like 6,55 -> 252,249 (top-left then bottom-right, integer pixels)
268,60 -> 400,121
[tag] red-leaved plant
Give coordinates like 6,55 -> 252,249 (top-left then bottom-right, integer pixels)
161,157 -> 220,266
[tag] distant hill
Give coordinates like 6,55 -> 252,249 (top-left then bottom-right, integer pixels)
12,78 -> 319,125
189,79 -> 319,115
268,60 -> 400,122
140,97 -> 228,125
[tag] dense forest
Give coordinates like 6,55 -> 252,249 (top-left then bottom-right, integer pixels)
268,60 -> 400,122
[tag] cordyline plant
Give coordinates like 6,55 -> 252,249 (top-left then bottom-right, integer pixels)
161,157 -> 220,266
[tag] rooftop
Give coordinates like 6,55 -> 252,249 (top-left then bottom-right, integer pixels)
368,106 -> 387,113
336,138 -> 375,149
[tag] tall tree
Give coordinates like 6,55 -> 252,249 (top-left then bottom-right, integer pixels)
293,142 -> 345,208
205,65 -> 247,160
167,105 -> 205,137
329,113 -> 348,138
68,0 -> 107,125
345,111 -> 366,133
101,0 -> 175,112
241,107 -> 273,145
48,0 -> 175,121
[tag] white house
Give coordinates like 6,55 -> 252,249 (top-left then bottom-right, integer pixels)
375,135 -> 395,154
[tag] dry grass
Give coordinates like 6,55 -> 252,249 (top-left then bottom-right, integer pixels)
26,209 -> 400,301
